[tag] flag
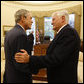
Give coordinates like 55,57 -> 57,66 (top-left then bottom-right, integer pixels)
36,21 -> 40,42
36,29 -> 39,42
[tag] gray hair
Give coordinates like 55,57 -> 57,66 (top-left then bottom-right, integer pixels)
52,10 -> 69,23
14,9 -> 30,23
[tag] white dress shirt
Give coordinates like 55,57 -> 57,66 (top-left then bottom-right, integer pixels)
57,24 -> 67,34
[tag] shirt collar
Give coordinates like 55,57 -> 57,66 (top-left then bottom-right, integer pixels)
17,23 -> 25,31
57,24 -> 67,34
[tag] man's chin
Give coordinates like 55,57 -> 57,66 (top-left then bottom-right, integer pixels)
53,28 -> 56,30
27,27 -> 31,30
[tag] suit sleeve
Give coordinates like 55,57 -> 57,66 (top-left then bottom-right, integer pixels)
12,35 -> 30,73
29,30 -> 79,72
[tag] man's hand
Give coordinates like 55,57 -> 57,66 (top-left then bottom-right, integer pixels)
15,49 -> 30,63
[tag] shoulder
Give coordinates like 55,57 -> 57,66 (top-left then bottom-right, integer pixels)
5,25 -> 27,41
63,24 -> 78,36
61,25 -> 80,43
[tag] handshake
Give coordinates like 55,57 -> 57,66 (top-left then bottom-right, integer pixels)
15,49 -> 30,63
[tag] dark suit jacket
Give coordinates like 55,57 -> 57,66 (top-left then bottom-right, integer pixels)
30,24 -> 80,83
27,33 -> 34,52
3,24 -> 33,83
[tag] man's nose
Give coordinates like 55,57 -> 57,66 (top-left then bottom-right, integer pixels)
51,22 -> 53,25
31,20 -> 33,23
31,21 -> 33,23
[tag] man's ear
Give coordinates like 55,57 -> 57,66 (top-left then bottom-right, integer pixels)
21,16 -> 25,23
62,16 -> 65,22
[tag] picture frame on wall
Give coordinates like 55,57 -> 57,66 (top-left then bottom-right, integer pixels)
3,25 -> 14,37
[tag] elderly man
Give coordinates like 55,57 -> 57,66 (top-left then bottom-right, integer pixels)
3,9 -> 34,83
15,10 -> 80,83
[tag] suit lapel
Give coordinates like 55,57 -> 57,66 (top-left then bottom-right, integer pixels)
46,32 -> 61,54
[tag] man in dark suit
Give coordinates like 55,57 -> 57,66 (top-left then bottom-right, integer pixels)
3,9 -> 34,83
15,10 -> 80,83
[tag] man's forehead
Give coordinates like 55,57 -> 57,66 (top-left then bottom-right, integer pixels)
27,13 -> 32,17
29,13 -> 32,16
52,15 -> 57,19
52,13 -> 58,18
52,12 -> 57,16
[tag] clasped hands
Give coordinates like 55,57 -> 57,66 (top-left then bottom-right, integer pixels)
15,49 -> 30,63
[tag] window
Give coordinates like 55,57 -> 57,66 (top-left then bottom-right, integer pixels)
26,17 -> 36,45
44,17 -> 54,39
69,14 -> 75,28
